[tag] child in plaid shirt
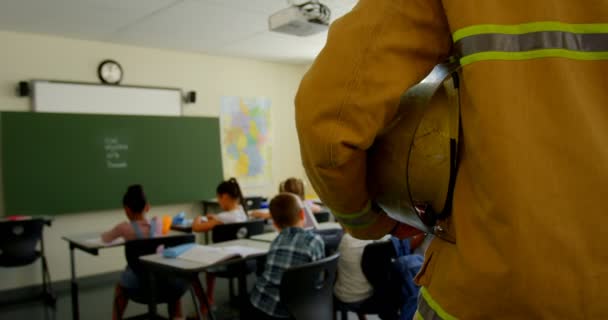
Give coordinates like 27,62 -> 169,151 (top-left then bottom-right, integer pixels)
249,193 -> 325,319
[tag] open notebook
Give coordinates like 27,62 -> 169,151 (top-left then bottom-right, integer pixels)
177,245 -> 266,266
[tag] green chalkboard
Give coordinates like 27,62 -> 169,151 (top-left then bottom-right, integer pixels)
1,112 -> 223,215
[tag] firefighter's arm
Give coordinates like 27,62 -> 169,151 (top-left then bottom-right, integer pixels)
295,0 -> 451,239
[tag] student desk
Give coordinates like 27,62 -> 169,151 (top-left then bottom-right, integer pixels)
62,232 -> 183,320
170,222 -> 193,233
250,232 -> 278,243
61,233 -> 125,320
250,222 -> 342,243
319,222 -> 341,230
140,239 -> 271,320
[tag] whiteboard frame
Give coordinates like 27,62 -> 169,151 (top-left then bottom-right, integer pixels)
31,80 -> 183,117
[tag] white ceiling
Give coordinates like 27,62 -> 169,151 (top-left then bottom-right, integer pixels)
0,0 -> 358,64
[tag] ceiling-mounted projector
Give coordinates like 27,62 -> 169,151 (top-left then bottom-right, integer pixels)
269,0 -> 331,37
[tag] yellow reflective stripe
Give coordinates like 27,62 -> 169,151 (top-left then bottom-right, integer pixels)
460,49 -> 608,66
415,311 -> 425,320
420,287 -> 458,320
329,200 -> 380,229
340,214 -> 380,229
329,200 -> 371,220
453,21 -> 608,42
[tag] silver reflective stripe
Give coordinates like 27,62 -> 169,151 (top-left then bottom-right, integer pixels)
456,31 -> 608,57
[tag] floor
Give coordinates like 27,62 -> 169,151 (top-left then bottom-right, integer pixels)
0,275 -> 379,320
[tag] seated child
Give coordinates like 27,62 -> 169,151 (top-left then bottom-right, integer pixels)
249,193 -> 326,319
192,178 -> 248,232
334,233 -> 383,307
334,232 -> 427,319
280,177 -> 322,213
102,185 -> 182,320
191,178 -> 248,310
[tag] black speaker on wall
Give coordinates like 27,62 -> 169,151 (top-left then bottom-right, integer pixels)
17,81 -> 30,97
184,91 -> 196,104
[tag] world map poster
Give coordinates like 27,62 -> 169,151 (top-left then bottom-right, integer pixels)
220,96 -> 272,187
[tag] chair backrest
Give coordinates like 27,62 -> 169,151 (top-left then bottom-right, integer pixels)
360,241 -> 402,310
280,253 -> 340,320
211,219 -> 266,243
125,234 -> 195,274
0,219 -> 46,267
313,228 -> 344,256
244,196 -> 267,210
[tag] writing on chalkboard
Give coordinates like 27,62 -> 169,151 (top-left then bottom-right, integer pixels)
104,137 -> 128,169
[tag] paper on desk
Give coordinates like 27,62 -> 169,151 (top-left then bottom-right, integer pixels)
177,245 -> 265,266
178,245 -> 239,266
85,237 -> 124,247
223,245 -> 266,257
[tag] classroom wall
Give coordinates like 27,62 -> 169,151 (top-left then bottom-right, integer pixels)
0,30 -> 310,291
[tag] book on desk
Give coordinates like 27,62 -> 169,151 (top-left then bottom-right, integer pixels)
169,244 -> 266,267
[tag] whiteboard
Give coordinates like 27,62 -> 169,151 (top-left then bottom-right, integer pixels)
32,81 -> 182,116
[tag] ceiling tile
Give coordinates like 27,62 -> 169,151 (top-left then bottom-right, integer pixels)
201,0 -> 357,16
0,0 -> 177,39
112,0 -> 266,52
202,0 -> 288,15
217,32 -> 323,64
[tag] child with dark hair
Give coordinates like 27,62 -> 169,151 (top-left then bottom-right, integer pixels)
192,177 -> 248,232
249,193 -> 325,319
102,185 -> 183,320
102,184 -> 154,243
191,177 -> 248,312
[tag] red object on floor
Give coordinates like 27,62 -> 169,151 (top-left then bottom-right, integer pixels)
5,215 -> 31,221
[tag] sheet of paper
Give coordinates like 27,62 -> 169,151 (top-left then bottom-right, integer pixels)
222,245 -> 266,258
85,237 -> 124,247
178,245 -> 239,266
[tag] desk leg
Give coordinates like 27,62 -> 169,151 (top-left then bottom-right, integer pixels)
203,203 -> 209,244
237,263 -> 248,319
69,245 -> 79,320
147,271 -> 158,318
192,276 -> 215,320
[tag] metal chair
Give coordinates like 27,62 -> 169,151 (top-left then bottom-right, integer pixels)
211,219 -> 266,243
280,253 -> 340,320
201,197 -> 267,215
118,234 -> 195,320
0,217 -> 55,307
244,196 -> 267,211
313,228 -> 344,256
210,219 -> 266,302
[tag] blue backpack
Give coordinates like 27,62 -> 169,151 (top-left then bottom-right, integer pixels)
391,237 -> 424,320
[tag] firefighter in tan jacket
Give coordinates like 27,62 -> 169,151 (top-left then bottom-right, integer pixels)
295,0 -> 608,318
